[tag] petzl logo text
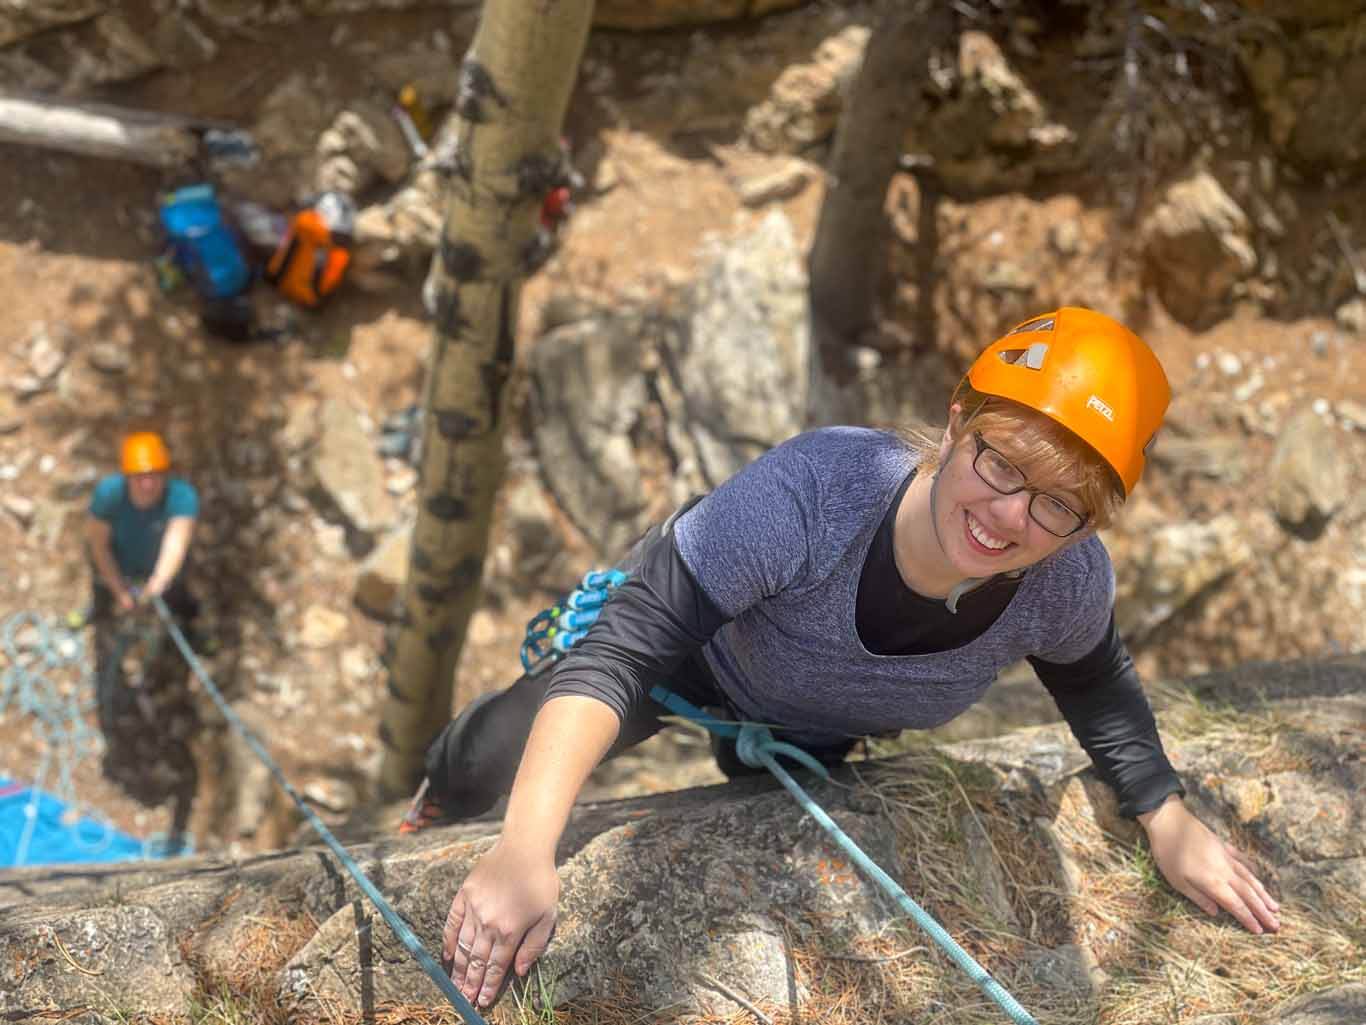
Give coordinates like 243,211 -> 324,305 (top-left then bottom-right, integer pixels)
1086,395 -> 1115,421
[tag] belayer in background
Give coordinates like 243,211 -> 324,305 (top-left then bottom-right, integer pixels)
404,307 -> 1280,1011
86,431 -> 200,630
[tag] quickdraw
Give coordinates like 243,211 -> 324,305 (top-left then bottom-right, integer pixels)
520,568 -> 627,673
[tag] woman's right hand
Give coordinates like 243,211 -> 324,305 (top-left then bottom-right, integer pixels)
442,838 -> 560,1010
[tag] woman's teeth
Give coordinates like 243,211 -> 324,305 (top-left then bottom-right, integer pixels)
968,512 -> 1009,550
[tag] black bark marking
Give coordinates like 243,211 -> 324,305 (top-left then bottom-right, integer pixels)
452,554 -> 483,586
410,544 -> 434,573
378,721 -> 397,750
432,286 -> 469,338
426,492 -> 471,521
480,362 -> 512,428
495,284 -> 516,364
440,234 -> 483,281
515,151 -> 563,200
433,408 -> 484,440
425,624 -> 455,653
416,556 -> 482,608
455,60 -> 508,124
521,233 -> 554,274
384,674 -> 407,701
477,285 -> 517,424
449,140 -> 473,182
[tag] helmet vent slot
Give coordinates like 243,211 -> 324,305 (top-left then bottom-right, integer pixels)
997,342 -> 1049,370
1006,316 -> 1056,336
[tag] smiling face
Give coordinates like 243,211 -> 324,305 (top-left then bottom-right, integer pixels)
895,394 -> 1126,598
928,427 -> 1085,579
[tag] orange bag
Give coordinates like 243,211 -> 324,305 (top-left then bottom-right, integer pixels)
265,206 -> 351,307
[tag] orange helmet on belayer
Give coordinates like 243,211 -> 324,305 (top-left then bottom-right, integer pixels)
121,431 -> 171,475
964,306 -> 1170,496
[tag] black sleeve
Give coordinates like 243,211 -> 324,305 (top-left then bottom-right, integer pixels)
1029,613 -> 1185,818
540,524 -> 730,721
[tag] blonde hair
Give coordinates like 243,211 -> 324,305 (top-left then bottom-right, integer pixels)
902,383 -> 1127,530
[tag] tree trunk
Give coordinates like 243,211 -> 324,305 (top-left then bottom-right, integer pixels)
377,0 -> 594,798
807,0 -> 945,367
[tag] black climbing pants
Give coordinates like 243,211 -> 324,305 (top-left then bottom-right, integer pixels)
421,653 -> 858,821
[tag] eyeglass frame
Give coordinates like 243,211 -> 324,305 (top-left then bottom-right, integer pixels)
969,432 -> 1089,538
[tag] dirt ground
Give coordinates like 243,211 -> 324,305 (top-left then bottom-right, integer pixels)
1,7 -> 1364,861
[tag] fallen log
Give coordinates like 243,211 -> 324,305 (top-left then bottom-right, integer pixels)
0,92 -> 253,169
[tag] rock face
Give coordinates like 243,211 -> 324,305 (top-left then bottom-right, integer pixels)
2,656 -> 1361,1024
529,211 -> 814,557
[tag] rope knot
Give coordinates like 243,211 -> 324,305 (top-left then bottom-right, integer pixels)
735,724 -> 830,780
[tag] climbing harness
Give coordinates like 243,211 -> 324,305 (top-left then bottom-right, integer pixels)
521,572 -> 1040,1025
148,597 -> 489,1025
0,610 -> 177,865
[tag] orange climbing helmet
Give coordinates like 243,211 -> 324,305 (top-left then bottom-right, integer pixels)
121,431 -> 171,475
965,307 -> 1170,495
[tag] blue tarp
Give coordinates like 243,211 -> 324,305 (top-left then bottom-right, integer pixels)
0,776 -> 156,868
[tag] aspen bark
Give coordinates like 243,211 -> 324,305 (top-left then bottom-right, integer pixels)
378,0 -> 594,797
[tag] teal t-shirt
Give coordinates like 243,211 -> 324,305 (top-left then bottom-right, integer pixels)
89,474 -> 199,579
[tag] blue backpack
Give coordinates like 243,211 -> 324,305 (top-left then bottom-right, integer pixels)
158,184 -> 251,301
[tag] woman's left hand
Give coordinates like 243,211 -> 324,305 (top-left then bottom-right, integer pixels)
1138,795 -> 1281,934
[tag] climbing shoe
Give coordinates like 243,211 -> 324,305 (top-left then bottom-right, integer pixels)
398,778 -> 457,834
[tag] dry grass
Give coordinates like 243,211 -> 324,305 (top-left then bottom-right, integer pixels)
176,899 -> 319,1025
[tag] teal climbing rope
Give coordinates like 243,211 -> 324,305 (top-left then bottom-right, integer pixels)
2,611 -> 118,865
530,571 -> 1040,1025
149,597 -> 487,1025
657,686 -> 1040,1025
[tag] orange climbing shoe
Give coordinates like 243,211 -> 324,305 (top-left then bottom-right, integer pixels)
398,779 -> 455,834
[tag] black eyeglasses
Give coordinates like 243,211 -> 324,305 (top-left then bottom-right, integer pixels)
971,433 -> 1088,538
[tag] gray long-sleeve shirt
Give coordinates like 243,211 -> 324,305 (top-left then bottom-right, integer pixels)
674,427 -> 1114,740
544,426 -> 1182,815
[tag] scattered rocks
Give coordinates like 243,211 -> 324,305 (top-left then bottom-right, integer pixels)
1029,943 -> 1108,1000
2,494 -> 36,528
1112,515 -> 1254,643
354,526 -> 410,620
307,399 -> 397,548
1336,297 -> 1366,335
87,341 -> 131,374
0,393 -> 20,434
298,605 -> 349,649
736,161 -> 811,206
1268,409 -> 1351,533
1141,172 -> 1257,327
